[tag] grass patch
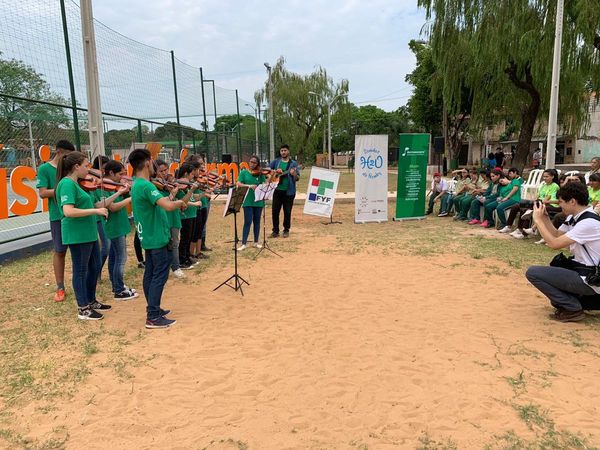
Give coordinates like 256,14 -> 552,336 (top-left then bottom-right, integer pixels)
416,432 -> 458,450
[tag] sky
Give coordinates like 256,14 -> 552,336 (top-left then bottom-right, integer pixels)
92,0 -> 428,112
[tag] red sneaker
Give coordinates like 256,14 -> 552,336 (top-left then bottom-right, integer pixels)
54,289 -> 65,302
468,219 -> 480,225
480,220 -> 490,228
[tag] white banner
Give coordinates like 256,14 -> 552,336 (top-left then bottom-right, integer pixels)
354,135 -> 388,223
303,167 -> 340,218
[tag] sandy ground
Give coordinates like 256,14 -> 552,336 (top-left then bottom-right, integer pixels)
13,210 -> 600,449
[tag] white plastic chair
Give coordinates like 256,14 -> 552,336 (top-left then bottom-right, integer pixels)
564,170 -> 580,177
522,169 -> 544,200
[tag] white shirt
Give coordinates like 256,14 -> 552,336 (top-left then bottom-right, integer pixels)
559,208 -> 600,293
585,169 -> 599,183
431,179 -> 448,194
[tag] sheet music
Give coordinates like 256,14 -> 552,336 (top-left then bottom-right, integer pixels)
254,182 -> 278,201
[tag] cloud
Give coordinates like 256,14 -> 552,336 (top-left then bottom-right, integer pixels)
92,0 -> 426,111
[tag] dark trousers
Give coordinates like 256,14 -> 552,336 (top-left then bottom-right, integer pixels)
272,189 -> 294,234
97,221 -> 109,272
526,266 -> 596,311
69,241 -> 100,308
134,230 -> 144,263
192,207 -> 208,244
243,206 -> 263,244
143,246 -> 171,320
179,218 -> 194,264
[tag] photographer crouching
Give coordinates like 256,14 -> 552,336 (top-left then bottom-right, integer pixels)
526,182 -> 600,322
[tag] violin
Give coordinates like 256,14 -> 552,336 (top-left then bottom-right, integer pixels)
78,176 -> 127,193
249,168 -> 273,177
88,168 -> 133,184
151,177 -> 178,191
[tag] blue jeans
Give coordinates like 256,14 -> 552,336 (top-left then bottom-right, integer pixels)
108,235 -> 127,293
97,221 -> 110,272
69,241 -> 100,308
526,266 -> 596,311
144,246 -> 171,320
242,206 -> 263,244
427,192 -> 449,214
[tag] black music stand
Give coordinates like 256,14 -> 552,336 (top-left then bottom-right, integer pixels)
254,182 -> 282,259
214,186 -> 250,296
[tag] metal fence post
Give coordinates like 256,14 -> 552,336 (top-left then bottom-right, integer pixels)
170,50 -> 182,151
137,120 -> 143,142
59,0 -> 81,150
199,68 -> 209,159
235,89 -> 241,162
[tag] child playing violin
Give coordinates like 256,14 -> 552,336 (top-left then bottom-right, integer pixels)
236,155 -> 267,250
55,151 -> 110,320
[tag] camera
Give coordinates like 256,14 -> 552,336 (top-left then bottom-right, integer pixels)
586,269 -> 600,287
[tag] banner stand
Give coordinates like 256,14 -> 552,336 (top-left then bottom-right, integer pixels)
322,214 -> 342,225
354,135 -> 389,223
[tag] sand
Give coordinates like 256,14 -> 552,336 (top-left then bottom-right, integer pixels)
12,210 -> 600,449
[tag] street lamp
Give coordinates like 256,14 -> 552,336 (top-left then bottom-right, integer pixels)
309,91 -> 348,169
264,62 -> 275,161
245,103 -> 260,156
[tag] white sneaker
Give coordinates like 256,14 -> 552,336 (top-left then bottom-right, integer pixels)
237,244 -> 246,251
511,229 -> 525,239
254,243 -> 263,249
499,226 -> 511,233
535,238 -> 546,245
521,209 -> 533,219
172,269 -> 186,279
523,228 -> 538,236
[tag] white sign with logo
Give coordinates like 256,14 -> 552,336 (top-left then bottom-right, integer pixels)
303,167 -> 340,218
354,134 -> 389,223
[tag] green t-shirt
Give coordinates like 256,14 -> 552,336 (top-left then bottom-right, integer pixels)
56,177 -> 98,245
539,182 -> 560,202
505,177 -> 523,201
131,178 -> 170,250
238,169 -> 266,207
161,190 -> 181,229
276,161 -> 289,191
36,162 -> 60,222
589,187 -> 600,204
102,191 -> 130,239
88,190 -> 105,223
199,190 -> 209,209
498,183 -> 513,198
181,189 -> 198,220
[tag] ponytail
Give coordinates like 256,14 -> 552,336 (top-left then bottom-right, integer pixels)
56,151 -> 87,183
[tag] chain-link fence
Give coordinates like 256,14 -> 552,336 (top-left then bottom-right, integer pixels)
0,0 -> 269,244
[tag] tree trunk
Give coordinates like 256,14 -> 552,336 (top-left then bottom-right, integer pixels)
504,62 -> 541,172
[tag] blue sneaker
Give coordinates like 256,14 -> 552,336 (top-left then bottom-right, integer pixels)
145,316 -> 176,329
160,309 -> 171,317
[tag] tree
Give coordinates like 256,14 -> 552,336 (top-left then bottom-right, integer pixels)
255,57 -> 349,162
0,54 -> 71,148
418,0 -> 600,170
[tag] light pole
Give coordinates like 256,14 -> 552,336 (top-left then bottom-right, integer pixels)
545,0 -> 564,170
245,103 -> 260,155
264,62 -> 275,161
309,91 -> 348,169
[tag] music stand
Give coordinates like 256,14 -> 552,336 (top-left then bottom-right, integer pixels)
214,186 -> 250,296
254,182 -> 282,259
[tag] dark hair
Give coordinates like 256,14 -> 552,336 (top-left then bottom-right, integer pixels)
543,168 -> 559,185
479,169 -> 490,177
491,168 -> 504,177
280,144 -> 290,151
155,159 -> 168,167
185,154 -> 202,164
56,151 -> 86,182
566,174 -> 587,184
249,155 -> 260,164
508,167 -> 519,175
590,173 -> 600,183
177,162 -> 194,178
92,155 -> 109,170
488,153 -> 495,160
56,140 -> 75,153
128,149 -> 151,173
104,160 -> 124,176
557,182 -> 590,206
559,174 -> 567,184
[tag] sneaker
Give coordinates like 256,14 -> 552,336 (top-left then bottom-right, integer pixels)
124,285 -> 137,294
499,226 -> 512,233
535,238 -> 546,245
425,210 -> 432,215
145,316 -> 177,329
254,243 -> 263,249
468,219 -> 480,225
237,244 -> 247,251
521,209 -> 533,220
160,309 -> 171,317
114,290 -> 137,301
510,230 -> 526,239
137,262 -> 145,269
438,212 -> 449,217
189,256 -> 198,264
479,220 -> 490,228
197,253 -> 209,260
78,307 -> 103,321
54,288 -> 66,303
283,231 -> 290,238
523,227 -> 538,236
270,232 -> 280,238
172,269 -> 186,279
180,262 -> 194,270
90,300 -> 112,310
550,309 -> 585,323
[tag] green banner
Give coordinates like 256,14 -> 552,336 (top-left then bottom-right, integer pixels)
395,133 -> 430,220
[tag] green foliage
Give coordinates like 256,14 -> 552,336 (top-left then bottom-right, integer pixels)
418,0 -> 600,169
255,57 -> 349,162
